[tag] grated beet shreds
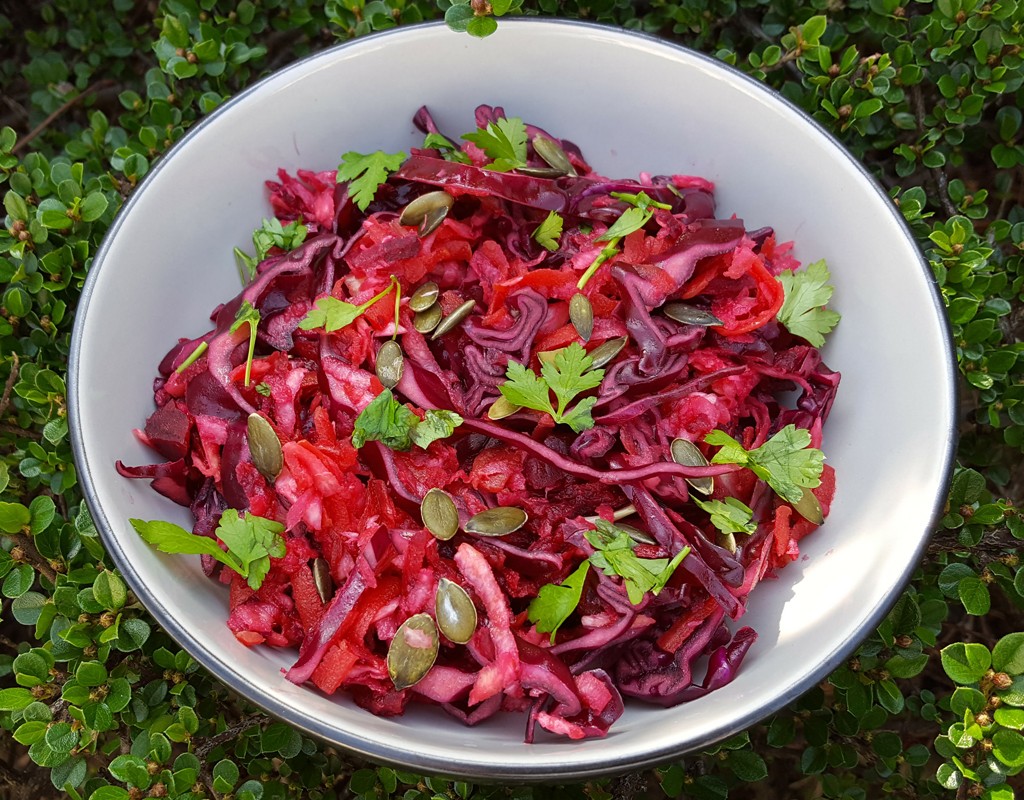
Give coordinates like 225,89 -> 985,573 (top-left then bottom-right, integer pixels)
121,105 -> 840,741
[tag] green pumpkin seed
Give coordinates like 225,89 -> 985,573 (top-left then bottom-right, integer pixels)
717,531 -> 738,554
421,488 -> 460,541
516,166 -> 566,178
247,413 -> 283,480
569,293 -> 594,342
585,504 -> 637,525
537,350 -> 559,367
435,578 -> 478,644
375,340 -> 404,389
465,506 -> 528,537
312,558 -> 333,604
532,134 -> 577,177
418,205 -> 449,237
588,336 -> 628,369
399,191 -> 454,227
387,613 -> 439,691
618,523 -> 657,545
793,487 -> 824,525
413,302 -> 442,334
670,438 -> 714,496
663,302 -> 723,327
487,395 -> 522,420
430,299 -> 476,340
410,281 -> 440,312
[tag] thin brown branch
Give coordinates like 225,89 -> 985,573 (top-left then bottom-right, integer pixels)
0,423 -> 42,440
909,85 -> 958,218
194,712 -> 268,761
12,79 -> 116,155
5,533 -> 58,584
0,353 -> 18,419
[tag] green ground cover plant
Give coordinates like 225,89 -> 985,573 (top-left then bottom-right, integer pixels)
1,1 -> 1023,798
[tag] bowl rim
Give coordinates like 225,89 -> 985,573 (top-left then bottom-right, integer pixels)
68,17 -> 959,781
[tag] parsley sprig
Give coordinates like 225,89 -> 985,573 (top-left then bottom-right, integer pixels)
234,217 -> 308,283
351,389 -> 464,451
527,561 -> 590,644
576,191 -> 669,290
533,210 -> 564,252
586,520 -> 689,605
705,424 -> 825,504
777,259 -> 841,346
462,116 -> 528,172
694,497 -> 757,536
337,150 -> 407,211
422,132 -> 472,164
498,342 -> 604,433
130,510 -> 286,590
298,277 -> 398,333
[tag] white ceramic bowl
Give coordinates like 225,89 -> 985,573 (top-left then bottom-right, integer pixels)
69,20 -> 956,781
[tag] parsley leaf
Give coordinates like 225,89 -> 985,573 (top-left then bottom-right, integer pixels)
423,132 -> 472,164
298,278 -> 397,333
130,509 -> 285,590
533,211 -> 564,252
777,259 -> 841,346
234,218 -> 306,282
499,342 -> 604,432
351,390 -> 464,451
409,408 -> 464,449
527,561 -> 590,644
586,520 -> 689,605
693,497 -> 757,536
705,424 -> 824,504
229,301 -> 260,387
596,191 -> 666,243
462,116 -> 528,172
351,389 -> 420,451
337,150 -> 407,211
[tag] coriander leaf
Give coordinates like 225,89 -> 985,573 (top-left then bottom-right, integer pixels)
337,150 -> 407,211
351,389 -> 420,451
423,132 -> 472,164
410,409 -> 464,449
777,259 -> 841,346
298,279 -> 398,333
462,116 -> 528,172
585,520 -> 688,606
130,519 -> 241,572
251,218 -> 307,263
706,424 -> 824,504
597,206 -> 650,242
694,497 -> 757,536
298,297 -> 364,332
215,509 -> 287,590
533,211 -> 564,252
499,343 -> 604,431
229,301 -> 260,386
527,561 -> 590,644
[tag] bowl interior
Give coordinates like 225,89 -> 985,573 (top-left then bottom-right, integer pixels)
70,20 -> 956,781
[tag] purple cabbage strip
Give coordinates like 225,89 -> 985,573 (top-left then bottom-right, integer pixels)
286,568 -> 367,685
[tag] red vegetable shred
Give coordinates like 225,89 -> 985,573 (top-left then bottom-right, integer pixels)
120,105 -> 840,741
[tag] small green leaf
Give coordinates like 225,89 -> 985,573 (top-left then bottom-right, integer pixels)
93,571 -> 127,610
993,632 -> 1024,674
0,687 -> 35,711
0,501 -> 30,533
992,729 -> 1024,768
941,642 -> 992,684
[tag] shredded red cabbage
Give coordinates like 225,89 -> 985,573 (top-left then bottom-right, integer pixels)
120,105 -> 840,742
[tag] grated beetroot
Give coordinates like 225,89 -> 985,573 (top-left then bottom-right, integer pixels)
121,105 -> 840,741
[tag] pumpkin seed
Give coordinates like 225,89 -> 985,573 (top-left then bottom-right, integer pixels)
532,134 -> 577,177
399,190 -> 455,227
717,532 -> 738,554
413,302 -> 442,334
618,523 -> 658,545
465,506 -> 528,537
537,350 -> 559,367
431,299 -> 476,340
421,488 -> 460,541
663,302 -> 723,327
375,340 -> 404,389
793,487 -> 824,525
312,558 -> 333,604
247,413 -> 283,480
435,578 -> 478,644
670,438 -> 714,496
569,293 -> 594,342
585,504 -> 637,525
487,395 -> 522,420
588,336 -> 628,369
516,166 -> 566,178
410,281 -> 440,312
418,205 -> 449,237
387,613 -> 439,691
